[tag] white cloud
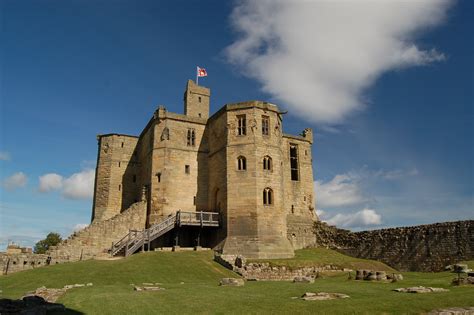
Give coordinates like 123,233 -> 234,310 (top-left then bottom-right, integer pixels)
316,209 -> 326,218
378,168 -> 419,180
0,151 -> 10,161
38,169 -> 95,200
73,223 -> 89,232
2,172 -> 27,191
62,169 -> 95,200
38,173 -> 64,192
325,208 -> 382,228
315,174 -> 366,208
226,0 -> 453,124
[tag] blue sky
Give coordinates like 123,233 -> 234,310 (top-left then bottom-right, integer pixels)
1,0 -> 472,249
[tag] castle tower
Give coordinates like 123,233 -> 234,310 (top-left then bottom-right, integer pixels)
183,80 -> 210,119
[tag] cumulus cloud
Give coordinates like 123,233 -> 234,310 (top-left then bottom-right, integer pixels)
2,172 -> 27,191
225,0 -> 453,124
38,169 -> 95,200
325,208 -> 382,228
0,151 -> 10,161
73,223 -> 89,232
62,169 -> 95,200
315,174 -> 366,208
38,173 -> 63,192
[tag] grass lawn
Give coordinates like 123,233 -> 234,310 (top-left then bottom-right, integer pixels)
0,250 -> 473,314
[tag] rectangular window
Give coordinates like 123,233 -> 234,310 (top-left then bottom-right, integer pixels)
237,115 -> 246,136
290,144 -> 299,181
185,165 -> 190,174
262,115 -> 269,135
187,128 -> 196,146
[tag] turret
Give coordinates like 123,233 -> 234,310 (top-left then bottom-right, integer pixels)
183,80 -> 210,119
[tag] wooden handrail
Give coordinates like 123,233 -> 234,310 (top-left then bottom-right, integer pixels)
111,211 -> 220,257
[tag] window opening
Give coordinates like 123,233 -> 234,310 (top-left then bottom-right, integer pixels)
263,187 -> 273,205
263,156 -> 272,171
262,115 -> 269,135
157,172 -> 161,183
187,128 -> 196,146
118,161 -> 121,167
119,184 -> 121,191
198,96 -> 202,103
237,156 -> 246,170
121,142 -> 124,148
133,175 -> 137,183
290,144 -> 299,181
185,165 -> 190,174
237,115 -> 246,136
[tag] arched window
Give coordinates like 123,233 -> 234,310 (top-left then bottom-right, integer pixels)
263,187 -> 273,205
263,156 -> 272,171
237,156 -> 246,170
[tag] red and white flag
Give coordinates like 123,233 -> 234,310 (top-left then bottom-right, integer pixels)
197,66 -> 208,77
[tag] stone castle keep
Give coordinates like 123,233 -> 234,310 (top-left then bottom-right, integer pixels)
91,80 -> 317,258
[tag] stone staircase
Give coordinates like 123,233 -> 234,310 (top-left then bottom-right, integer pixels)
47,201 -> 147,262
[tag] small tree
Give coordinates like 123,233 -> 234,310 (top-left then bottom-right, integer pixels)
34,232 -> 62,254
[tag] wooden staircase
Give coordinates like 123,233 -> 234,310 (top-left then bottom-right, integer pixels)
110,211 -> 219,257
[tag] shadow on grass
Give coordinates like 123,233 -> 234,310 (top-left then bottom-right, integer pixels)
0,296 -> 84,314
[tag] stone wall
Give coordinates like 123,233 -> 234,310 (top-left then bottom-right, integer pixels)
92,134 -> 139,222
215,254 -> 345,281
313,220 -> 474,272
1,253 -> 70,275
48,201 -> 147,261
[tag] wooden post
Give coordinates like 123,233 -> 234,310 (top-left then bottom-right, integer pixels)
196,229 -> 201,247
126,231 -> 131,257
174,228 -> 179,246
147,229 -> 151,252
4,258 -> 10,275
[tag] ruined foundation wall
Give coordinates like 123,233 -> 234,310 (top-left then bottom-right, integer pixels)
0,253 -> 71,275
314,220 -> 474,272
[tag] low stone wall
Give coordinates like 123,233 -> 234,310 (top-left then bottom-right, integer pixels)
215,254 -> 346,281
314,220 -> 474,272
48,201 -> 147,261
1,253 -> 69,275
240,263 -> 344,281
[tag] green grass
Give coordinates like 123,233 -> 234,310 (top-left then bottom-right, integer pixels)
1,250 -> 473,314
248,248 -> 396,272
